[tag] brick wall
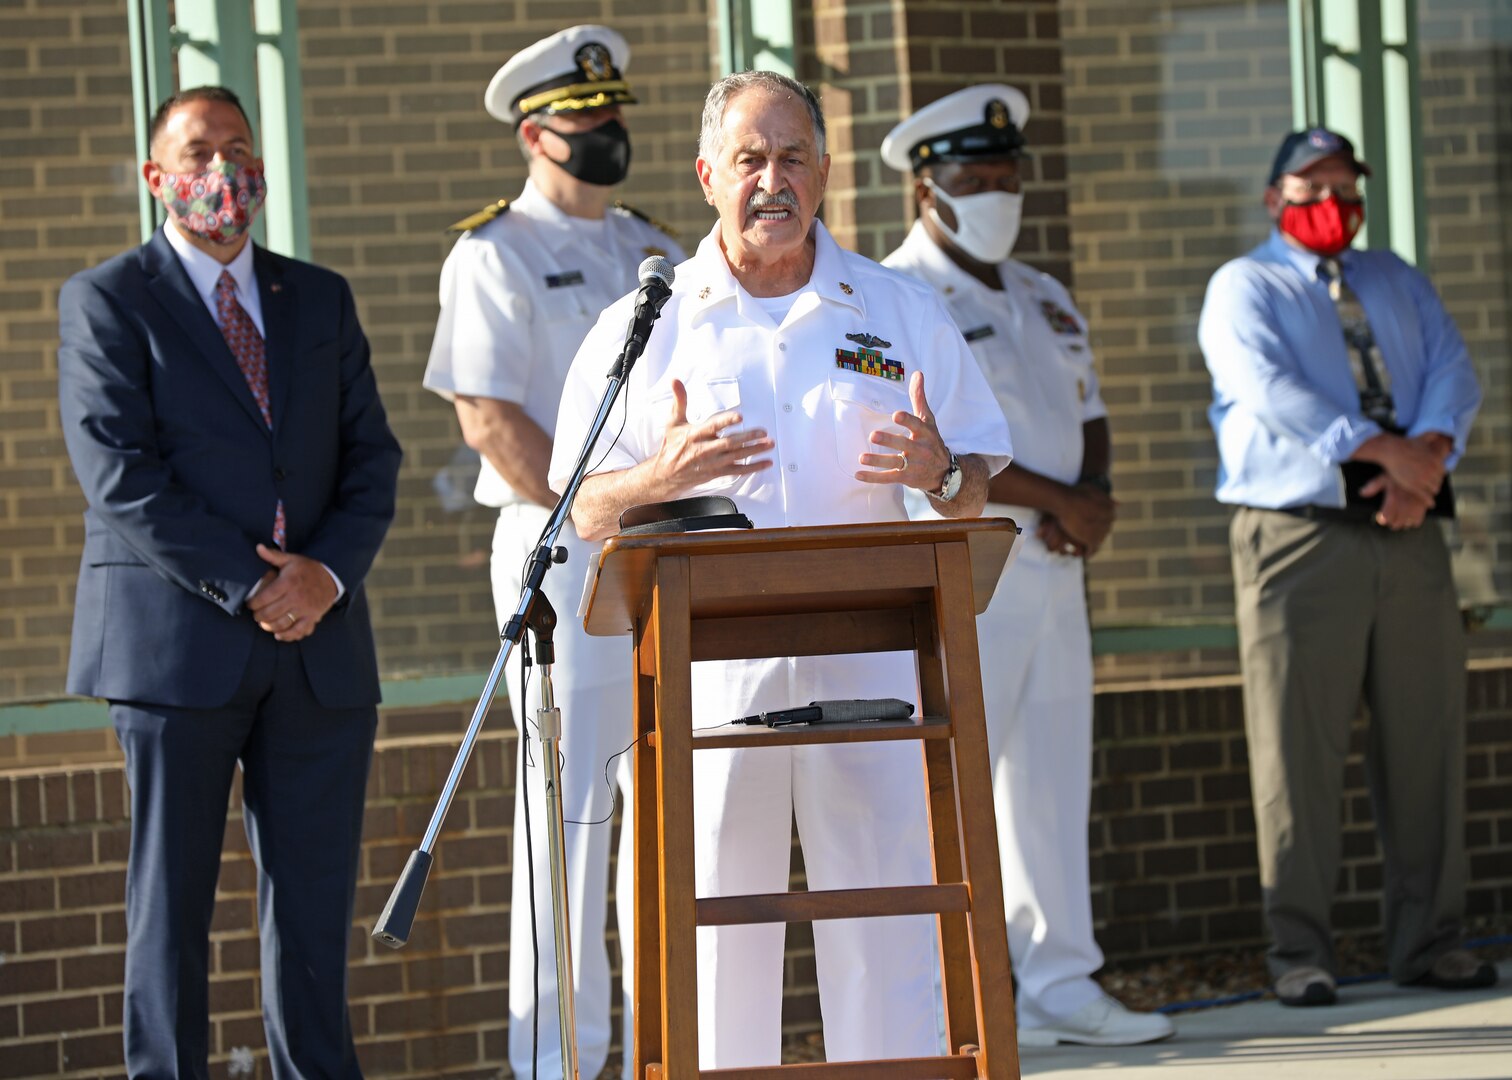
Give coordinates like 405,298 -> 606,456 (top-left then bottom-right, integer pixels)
5,668 -> 1510,1074
0,714 -> 516,1080
1057,0 -> 1293,655
796,0 -> 1071,274
1090,663 -> 1512,956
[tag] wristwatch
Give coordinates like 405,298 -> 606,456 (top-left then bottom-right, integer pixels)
933,451 -> 963,502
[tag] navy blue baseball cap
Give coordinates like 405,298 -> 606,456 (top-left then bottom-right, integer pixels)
1268,127 -> 1372,186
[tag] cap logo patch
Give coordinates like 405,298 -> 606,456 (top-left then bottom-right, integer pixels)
1308,129 -> 1342,152
987,99 -> 1010,130
576,43 -> 613,82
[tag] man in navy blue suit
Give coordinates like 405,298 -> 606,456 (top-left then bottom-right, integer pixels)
58,86 -> 401,1078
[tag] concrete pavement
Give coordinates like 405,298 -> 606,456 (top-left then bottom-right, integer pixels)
1020,961 -> 1512,1079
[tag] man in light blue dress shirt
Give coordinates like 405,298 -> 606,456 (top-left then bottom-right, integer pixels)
1199,127 -> 1494,1007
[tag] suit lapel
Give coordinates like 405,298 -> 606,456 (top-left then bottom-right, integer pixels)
141,229 -> 271,435
255,246 -> 297,435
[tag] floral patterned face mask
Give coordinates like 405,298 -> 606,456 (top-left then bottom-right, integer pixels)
156,161 -> 266,244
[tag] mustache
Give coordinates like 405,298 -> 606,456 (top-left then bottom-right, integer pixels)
746,189 -> 799,213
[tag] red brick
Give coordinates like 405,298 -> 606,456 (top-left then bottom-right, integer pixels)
0,955 -> 58,994
442,912 -> 505,949
0,876 -> 55,912
16,831 -> 92,871
99,907 -> 125,946
403,952 -> 475,992
348,959 -> 405,998
95,824 -> 130,864
409,1031 -> 482,1071
57,868 -> 123,909
208,975 -> 258,1014
60,950 -> 125,990
55,1030 -> 121,1070
0,1041 -> 58,1079
19,911 -> 96,952
22,992 -> 99,1035
444,987 -> 505,1028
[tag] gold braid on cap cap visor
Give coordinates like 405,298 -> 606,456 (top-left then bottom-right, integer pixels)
516,81 -> 637,117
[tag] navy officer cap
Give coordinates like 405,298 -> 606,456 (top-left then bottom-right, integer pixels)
485,25 -> 636,126
881,84 -> 1030,173
1268,126 -> 1372,186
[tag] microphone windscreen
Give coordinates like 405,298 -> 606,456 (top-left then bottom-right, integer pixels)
638,254 -> 675,290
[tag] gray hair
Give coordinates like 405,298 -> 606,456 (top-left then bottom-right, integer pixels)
698,71 -> 827,161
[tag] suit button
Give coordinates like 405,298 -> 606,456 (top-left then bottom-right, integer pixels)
273,467 -> 287,480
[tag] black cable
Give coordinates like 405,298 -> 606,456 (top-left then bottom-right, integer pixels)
528,379 -> 633,553
564,722 -> 742,827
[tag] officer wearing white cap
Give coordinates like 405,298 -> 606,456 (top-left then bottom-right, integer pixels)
882,85 -> 1174,1047
422,24 -> 683,1080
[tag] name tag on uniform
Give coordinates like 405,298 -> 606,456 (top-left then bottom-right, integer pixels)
963,324 -> 996,342
545,270 -> 585,288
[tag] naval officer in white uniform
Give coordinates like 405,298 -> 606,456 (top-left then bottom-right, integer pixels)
421,25 -> 684,1080
549,71 -> 1013,1069
883,84 -> 1173,1047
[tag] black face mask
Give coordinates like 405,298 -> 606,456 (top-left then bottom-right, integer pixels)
543,118 -> 632,187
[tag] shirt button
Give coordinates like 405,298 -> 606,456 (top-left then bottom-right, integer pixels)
783,403 -> 793,413
787,463 -> 798,472
778,343 -> 787,351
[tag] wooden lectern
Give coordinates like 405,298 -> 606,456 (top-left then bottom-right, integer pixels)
584,519 -> 1021,1080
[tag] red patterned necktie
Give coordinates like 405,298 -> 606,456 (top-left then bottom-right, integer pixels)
214,270 -> 286,547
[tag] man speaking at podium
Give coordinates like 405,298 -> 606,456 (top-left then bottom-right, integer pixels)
548,72 -> 1012,1068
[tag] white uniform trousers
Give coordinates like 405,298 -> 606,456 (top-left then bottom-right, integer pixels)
978,541 -> 1105,1021
491,505 -> 635,1080
691,656 -> 943,1069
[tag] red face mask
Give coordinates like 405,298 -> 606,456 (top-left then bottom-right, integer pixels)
1279,193 -> 1365,256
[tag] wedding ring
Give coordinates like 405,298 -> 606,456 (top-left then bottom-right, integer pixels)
285,612 -> 297,625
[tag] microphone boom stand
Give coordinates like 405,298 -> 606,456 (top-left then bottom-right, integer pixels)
373,271 -> 669,1079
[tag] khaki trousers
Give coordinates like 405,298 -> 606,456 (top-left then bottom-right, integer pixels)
1230,507 -> 1467,982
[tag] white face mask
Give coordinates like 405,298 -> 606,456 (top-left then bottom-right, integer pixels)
924,178 -> 1023,264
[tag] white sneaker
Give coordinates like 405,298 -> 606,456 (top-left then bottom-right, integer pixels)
1017,993 -> 1175,1047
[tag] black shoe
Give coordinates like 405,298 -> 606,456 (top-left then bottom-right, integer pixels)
1408,949 -> 1499,991
1275,966 -> 1337,1007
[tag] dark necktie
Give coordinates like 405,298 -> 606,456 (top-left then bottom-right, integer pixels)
1319,257 -> 1395,427
215,271 -> 286,547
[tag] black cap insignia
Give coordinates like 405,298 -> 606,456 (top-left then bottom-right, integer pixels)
576,43 -> 613,82
987,99 -> 1010,129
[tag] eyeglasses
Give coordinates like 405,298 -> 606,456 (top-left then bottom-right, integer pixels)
1280,177 -> 1362,201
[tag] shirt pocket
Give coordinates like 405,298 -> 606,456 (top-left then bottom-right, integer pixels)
647,375 -> 746,494
828,375 -> 911,478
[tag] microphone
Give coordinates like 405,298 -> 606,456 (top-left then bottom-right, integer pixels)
611,255 -> 676,377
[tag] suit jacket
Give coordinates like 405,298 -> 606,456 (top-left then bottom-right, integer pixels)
58,228 -> 402,710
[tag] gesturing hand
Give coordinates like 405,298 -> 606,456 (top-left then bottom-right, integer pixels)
854,370 -> 951,492
649,379 -> 774,494
246,543 -> 339,642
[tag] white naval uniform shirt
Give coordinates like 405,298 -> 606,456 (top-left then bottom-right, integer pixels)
422,179 -> 685,508
884,221 -> 1106,556
550,220 -> 1013,717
